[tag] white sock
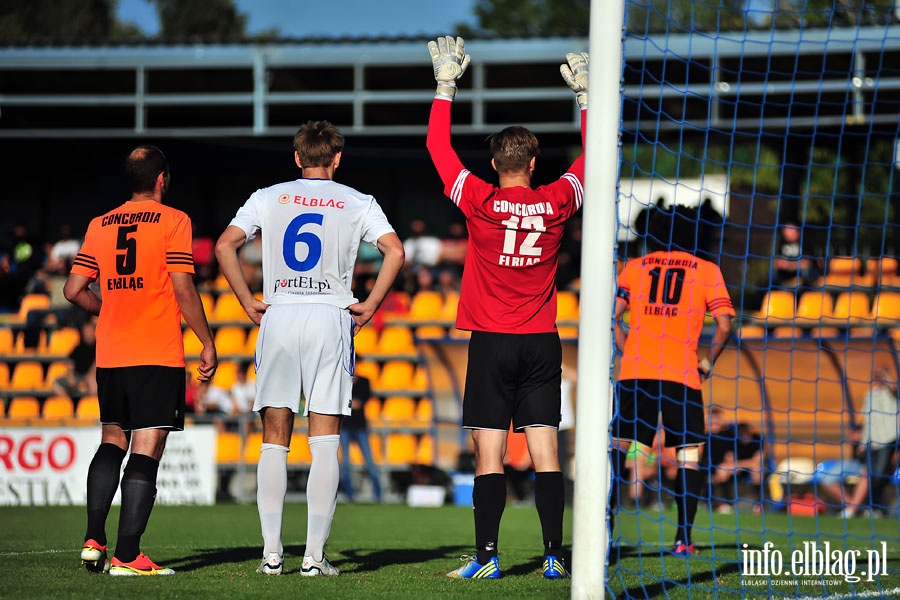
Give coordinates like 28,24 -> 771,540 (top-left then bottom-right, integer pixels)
257,443 -> 288,557
305,434 -> 340,561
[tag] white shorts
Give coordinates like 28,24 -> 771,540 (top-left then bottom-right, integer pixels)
253,303 -> 354,416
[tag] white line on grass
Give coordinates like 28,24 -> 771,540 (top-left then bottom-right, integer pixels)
796,587 -> 900,599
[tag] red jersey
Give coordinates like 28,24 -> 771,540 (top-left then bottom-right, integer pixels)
616,250 -> 735,389
426,98 -> 585,334
71,200 -> 195,368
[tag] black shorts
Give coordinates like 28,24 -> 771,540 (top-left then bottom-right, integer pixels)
612,379 -> 705,448
462,331 -> 562,431
96,366 -> 186,431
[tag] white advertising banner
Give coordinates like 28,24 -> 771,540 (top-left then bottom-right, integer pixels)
0,426 -> 217,506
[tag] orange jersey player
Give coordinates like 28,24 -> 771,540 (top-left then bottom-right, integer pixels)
610,206 -> 734,559
71,202 -> 195,368
64,145 -> 216,577
616,250 -> 734,389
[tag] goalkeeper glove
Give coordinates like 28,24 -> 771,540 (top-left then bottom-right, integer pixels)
560,52 -> 589,109
428,35 -> 471,101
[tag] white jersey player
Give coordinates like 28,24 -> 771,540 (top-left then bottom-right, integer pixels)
215,120 -> 405,579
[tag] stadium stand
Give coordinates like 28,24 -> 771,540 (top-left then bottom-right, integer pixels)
751,290 -> 795,325
41,395 -> 75,422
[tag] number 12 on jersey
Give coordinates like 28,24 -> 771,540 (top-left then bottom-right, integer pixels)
499,215 -> 545,267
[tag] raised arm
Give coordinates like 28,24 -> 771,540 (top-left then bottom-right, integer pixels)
426,36 -> 471,188
561,51 -> 589,181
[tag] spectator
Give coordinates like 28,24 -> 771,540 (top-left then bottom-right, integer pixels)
46,224 -> 82,275
192,231 -> 218,285
339,371 -> 383,503
403,218 -> 443,272
702,409 -> 765,513
843,365 -> 899,518
772,222 -> 821,289
52,320 -> 98,401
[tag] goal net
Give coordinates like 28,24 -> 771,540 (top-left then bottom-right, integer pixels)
608,1 -> 900,597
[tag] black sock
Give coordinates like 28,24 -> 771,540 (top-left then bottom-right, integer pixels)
84,443 -> 126,546
534,471 -> 565,557
114,454 -> 159,563
675,467 -> 704,545
473,473 -> 505,565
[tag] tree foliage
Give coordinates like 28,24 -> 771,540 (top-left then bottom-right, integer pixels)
456,0 -> 589,37
153,0 -> 247,42
0,0 -> 114,43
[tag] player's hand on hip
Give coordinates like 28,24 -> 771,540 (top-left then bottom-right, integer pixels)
428,35 -> 471,101
560,51 -> 589,109
244,299 -> 269,326
196,346 -> 218,382
347,302 -> 375,335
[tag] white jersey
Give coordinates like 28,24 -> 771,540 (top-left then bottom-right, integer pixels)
229,178 -> 395,307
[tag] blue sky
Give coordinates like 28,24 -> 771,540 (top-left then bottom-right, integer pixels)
117,0 -> 478,37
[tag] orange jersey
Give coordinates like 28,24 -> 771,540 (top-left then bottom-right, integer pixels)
71,200 -> 194,368
616,250 -> 734,389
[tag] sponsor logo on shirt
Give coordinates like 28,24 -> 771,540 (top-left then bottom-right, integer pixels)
274,276 -> 332,294
277,194 -> 346,209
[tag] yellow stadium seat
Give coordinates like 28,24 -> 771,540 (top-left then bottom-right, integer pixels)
43,360 -> 70,388
795,290 -> 834,325
244,327 -> 259,355
381,396 -> 416,422
558,325 -> 579,340
872,291 -> 900,326
375,326 -> 417,357
211,293 -> 246,324
211,361 -> 239,390
738,325 -> 766,339
212,273 -> 232,292
75,396 -> 101,422
415,434 -> 434,465
384,433 -> 417,465
46,327 -> 81,356
214,326 -> 247,356
377,360 -> 416,393
0,329 -> 14,354
556,290 -> 580,323
823,256 -> 862,288
410,364 -> 429,394
407,291 -> 445,323
183,329 -> 204,357
0,362 -> 9,388
10,361 -> 45,391
441,291 -> 459,322
829,290 -> 871,325
368,434 -> 384,463
6,396 -> 40,420
216,432 -> 242,464
752,290 -> 795,324
354,360 -> 380,385
353,326 -> 378,357
199,292 -> 215,317
41,396 -> 75,420
288,433 -> 313,465
243,432 -> 264,463
414,325 -> 445,340
13,294 -> 51,325
876,257 -> 899,287
245,362 -> 257,381
363,397 -> 382,423
415,398 -> 434,425
771,326 -> 802,339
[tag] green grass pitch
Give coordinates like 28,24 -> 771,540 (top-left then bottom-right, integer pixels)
2,502 -> 899,599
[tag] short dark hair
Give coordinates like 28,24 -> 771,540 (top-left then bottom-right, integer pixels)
646,205 -> 701,254
488,126 -> 539,174
293,120 -> 344,168
124,145 -> 168,194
